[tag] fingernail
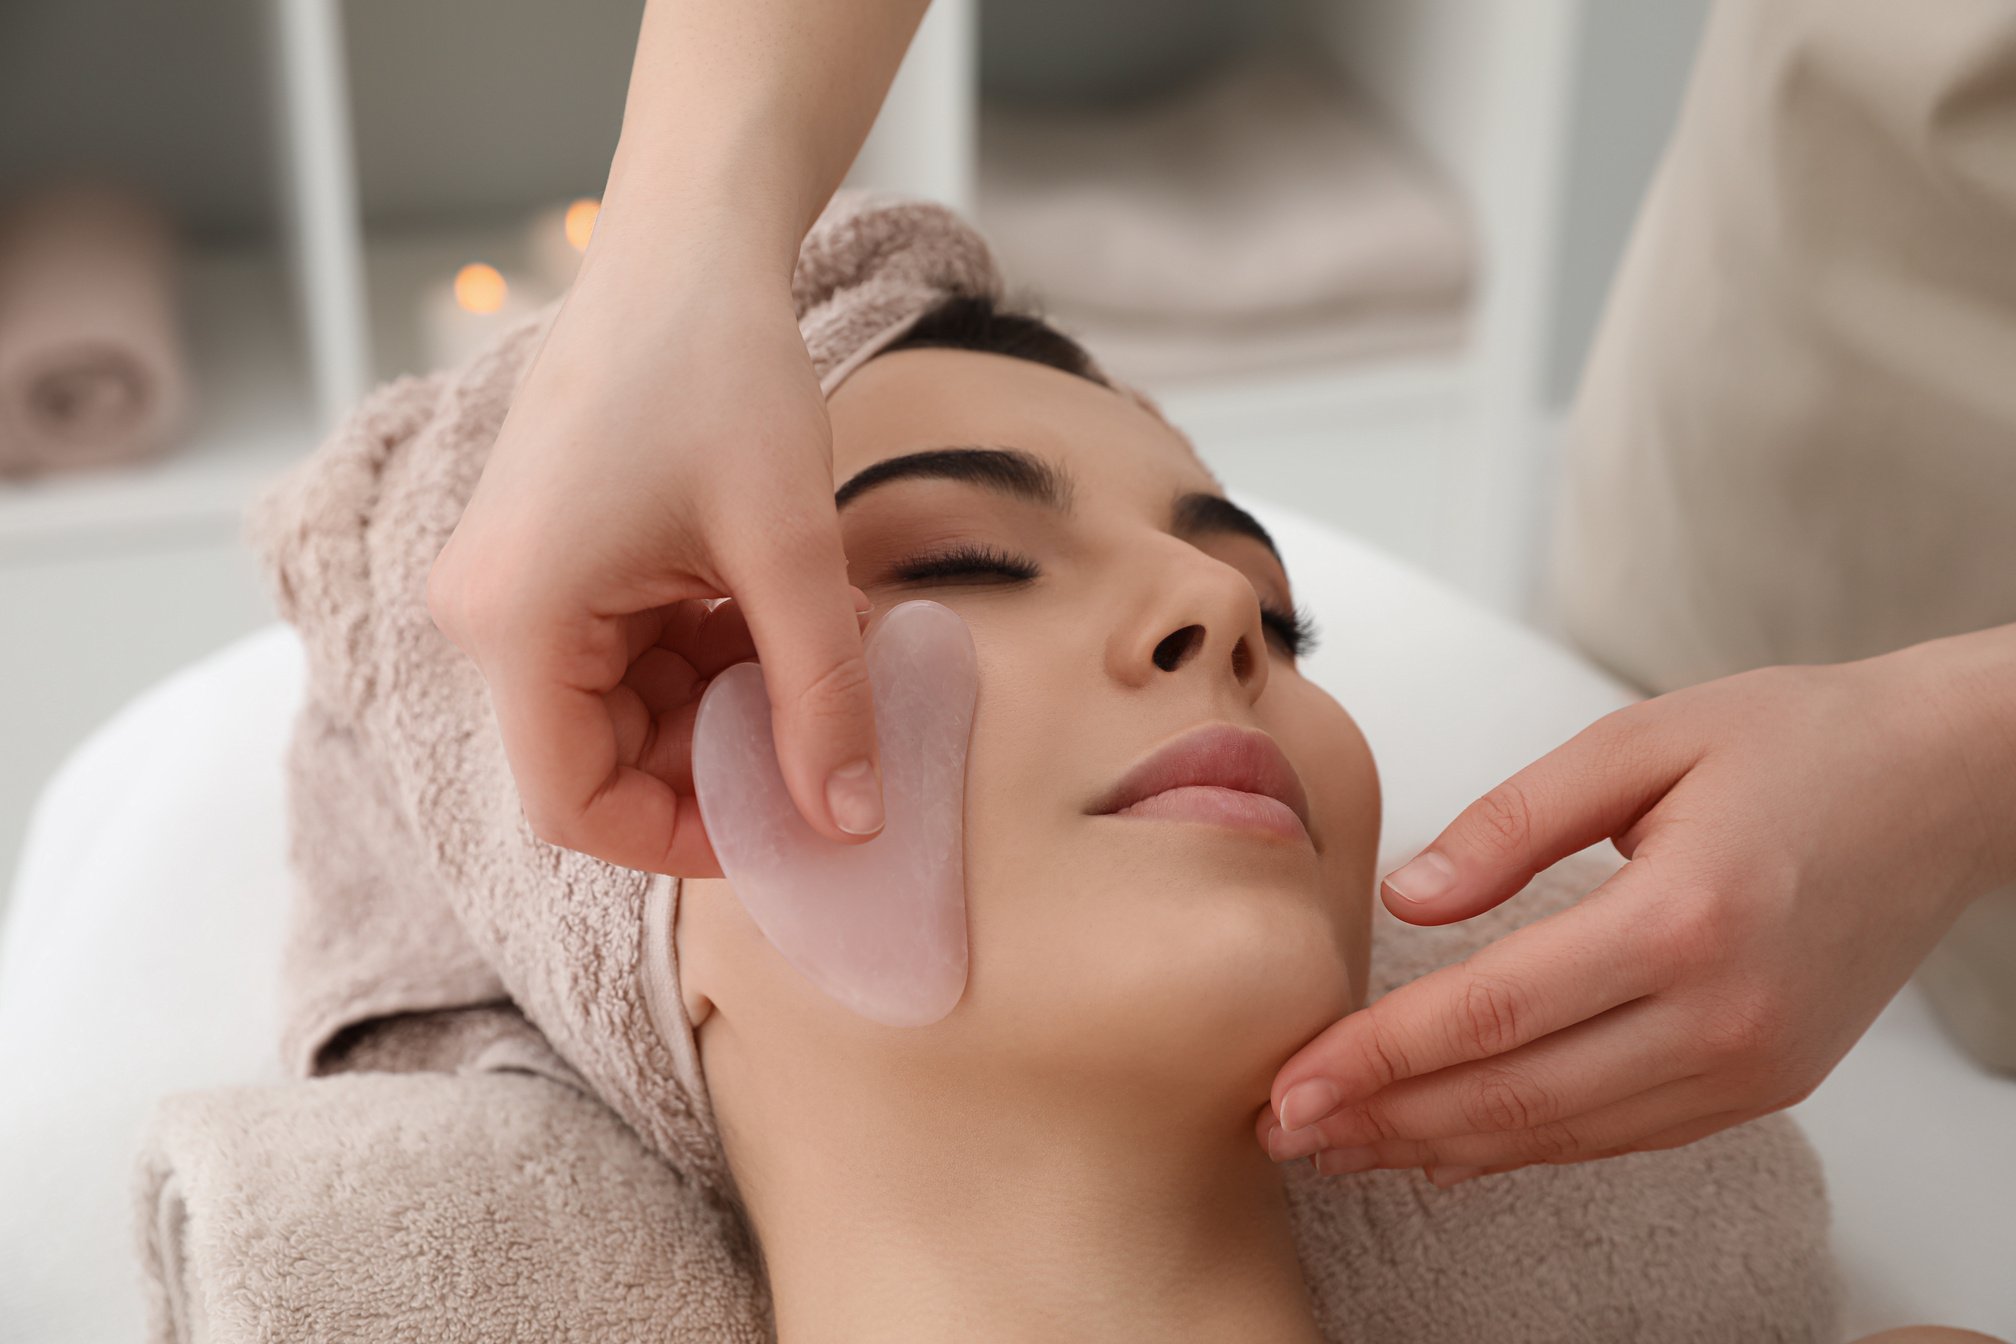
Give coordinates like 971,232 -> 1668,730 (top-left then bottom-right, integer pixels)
1267,1123 -> 1326,1162
1384,851 -> 1458,905
826,758 -> 885,835
1279,1078 -> 1341,1131
1315,1146 -> 1380,1175
1426,1164 -> 1483,1188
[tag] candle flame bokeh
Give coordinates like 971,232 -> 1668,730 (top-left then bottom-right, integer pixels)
563,197 -> 600,253
453,263 -> 508,315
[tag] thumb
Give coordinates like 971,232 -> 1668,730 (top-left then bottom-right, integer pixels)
718,521 -> 886,845
1381,706 -> 1689,925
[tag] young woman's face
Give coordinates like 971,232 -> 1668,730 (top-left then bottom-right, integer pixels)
679,346 -> 1379,1134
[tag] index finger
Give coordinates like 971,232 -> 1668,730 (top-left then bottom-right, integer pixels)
716,509 -> 887,845
1269,858 -> 1670,1131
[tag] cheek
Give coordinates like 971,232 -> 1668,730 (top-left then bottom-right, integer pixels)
949,680 -> 1375,1109
1298,695 -> 1381,1008
957,837 -> 1360,1110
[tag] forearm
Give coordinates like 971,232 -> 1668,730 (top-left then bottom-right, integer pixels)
1884,621 -> 2016,896
584,0 -> 932,296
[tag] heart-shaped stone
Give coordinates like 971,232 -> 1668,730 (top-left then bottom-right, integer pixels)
692,599 -> 978,1027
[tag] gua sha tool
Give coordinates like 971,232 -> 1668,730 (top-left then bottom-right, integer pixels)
692,599 -> 978,1028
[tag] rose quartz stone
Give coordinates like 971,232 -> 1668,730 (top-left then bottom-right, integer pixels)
692,600 -> 978,1027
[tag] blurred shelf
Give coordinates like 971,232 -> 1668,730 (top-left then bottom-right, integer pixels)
972,42 -> 1477,394
0,0 -> 1580,605
0,244 -> 321,562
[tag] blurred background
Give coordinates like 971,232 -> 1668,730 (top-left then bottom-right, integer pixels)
0,0 -> 1708,906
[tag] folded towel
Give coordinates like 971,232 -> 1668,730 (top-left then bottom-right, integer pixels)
134,850 -> 1842,1343
0,182 -> 191,479
977,48 -> 1472,383
135,1072 -> 769,1344
234,189 -> 1839,1340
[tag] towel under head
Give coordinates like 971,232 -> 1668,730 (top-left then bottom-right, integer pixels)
242,189 -> 1842,1338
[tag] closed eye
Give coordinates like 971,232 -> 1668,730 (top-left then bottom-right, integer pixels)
887,542 -> 1320,659
890,541 -> 1040,585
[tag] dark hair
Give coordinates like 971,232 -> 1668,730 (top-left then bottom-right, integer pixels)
879,293 -> 1109,386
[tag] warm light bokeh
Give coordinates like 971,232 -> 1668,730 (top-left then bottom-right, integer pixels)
453,262 -> 508,315
563,197 -> 600,253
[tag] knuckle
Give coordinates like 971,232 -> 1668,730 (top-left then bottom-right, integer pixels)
1650,893 -> 1717,961
1456,972 -> 1526,1057
1521,1118 -> 1582,1163
794,649 -> 875,723
1468,1070 -> 1544,1133
1350,1010 -> 1413,1096
1697,993 -> 1779,1065
1331,1101 -> 1404,1146
1468,781 -> 1536,861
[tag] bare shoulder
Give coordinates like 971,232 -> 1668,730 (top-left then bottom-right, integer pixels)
1850,1329 -> 2008,1344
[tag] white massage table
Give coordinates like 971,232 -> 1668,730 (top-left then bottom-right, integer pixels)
1,499 -> 2010,1341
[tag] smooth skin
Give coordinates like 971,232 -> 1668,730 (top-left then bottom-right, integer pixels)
430,0 -> 2016,1211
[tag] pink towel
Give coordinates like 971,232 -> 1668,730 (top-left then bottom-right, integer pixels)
0,183 -> 190,478
228,189 -> 1841,1340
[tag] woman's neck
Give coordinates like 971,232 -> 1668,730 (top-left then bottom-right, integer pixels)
739,1080 -> 1328,1343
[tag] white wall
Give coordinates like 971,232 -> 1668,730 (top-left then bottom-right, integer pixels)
1543,0 -> 1710,406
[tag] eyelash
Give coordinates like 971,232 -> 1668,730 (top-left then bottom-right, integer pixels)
890,542 -> 1322,659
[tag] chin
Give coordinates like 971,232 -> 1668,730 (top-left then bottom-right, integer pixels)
1182,894 -> 1360,1095
1003,889 -> 1360,1116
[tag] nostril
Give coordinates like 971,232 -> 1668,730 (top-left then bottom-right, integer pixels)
1153,624 -> 1203,671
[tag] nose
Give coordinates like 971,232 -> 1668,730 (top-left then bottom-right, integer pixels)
1107,544 -> 1271,700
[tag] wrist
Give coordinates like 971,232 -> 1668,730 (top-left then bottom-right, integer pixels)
546,145 -> 804,369
593,94 -> 826,289
1880,624 -> 2016,898
578,168 -> 800,309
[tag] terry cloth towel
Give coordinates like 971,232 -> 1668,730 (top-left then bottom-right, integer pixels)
977,48 -> 1471,383
0,182 -> 191,478
233,188 -> 1840,1340
135,850 -> 1843,1344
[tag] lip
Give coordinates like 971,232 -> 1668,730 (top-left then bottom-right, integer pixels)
1089,722 -> 1312,840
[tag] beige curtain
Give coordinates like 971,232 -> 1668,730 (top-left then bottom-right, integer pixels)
1542,0 -> 2016,696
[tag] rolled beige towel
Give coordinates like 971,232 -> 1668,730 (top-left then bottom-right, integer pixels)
0,182 -> 191,479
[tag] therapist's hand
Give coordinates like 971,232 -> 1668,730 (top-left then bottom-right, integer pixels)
427,243 -> 887,877
1258,625 -> 2016,1185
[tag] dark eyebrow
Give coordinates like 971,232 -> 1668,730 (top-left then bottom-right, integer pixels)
834,446 -> 1074,514
834,444 -> 1282,563
1171,490 -> 1281,564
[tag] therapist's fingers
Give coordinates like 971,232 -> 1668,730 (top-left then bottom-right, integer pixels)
1304,1091 -> 1756,1181
613,601 -> 747,789
482,643 -> 697,874
1377,702 -> 1701,927
1269,993 -> 1688,1155
621,595 -> 871,793
1269,859 -> 1671,1132
715,497 -> 887,845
